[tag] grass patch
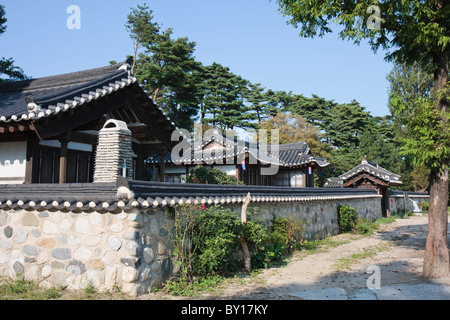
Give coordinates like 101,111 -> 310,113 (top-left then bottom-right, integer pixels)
157,269 -> 269,298
82,281 -> 97,299
292,235 -> 356,261
332,243 -> 391,272
0,277 -> 64,300
160,275 -> 226,297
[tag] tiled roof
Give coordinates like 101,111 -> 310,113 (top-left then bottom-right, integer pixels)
146,132 -> 329,168
0,61 -> 183,146
0,183 -> 123,212
0,181 -> 380,211
324,160 -> 402,188
0,62 -> 137,123
388,190 -> 429,198
323,178 -> 343,188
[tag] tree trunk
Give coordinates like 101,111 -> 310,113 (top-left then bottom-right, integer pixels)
424,168 -> 449,278
423,50 -> 449,278
153,88 -> 161,102
240,193 -> 251,273
131,34 -> 140,76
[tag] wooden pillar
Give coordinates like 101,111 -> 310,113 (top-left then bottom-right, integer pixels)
379,186 -> 389,218
59,139 -> 68,184
135,154 -> 143,181
25,137 -> 40,184
159,153 -> 166,182
385,187 -> 391,217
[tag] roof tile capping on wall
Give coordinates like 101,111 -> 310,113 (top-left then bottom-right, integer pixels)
0,181 -> 384,296
93,120 -> 135,183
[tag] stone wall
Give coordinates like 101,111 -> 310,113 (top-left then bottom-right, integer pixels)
0,195 -> 381,296
389,192 -> 430,214
0,207 -> 173,296
221,196 -> 382,240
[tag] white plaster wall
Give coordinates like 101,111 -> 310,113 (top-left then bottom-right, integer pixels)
290,172 -> 303,188
0,141 -> 27,183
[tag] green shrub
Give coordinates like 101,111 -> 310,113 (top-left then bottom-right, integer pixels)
242,219 -> 271,268
271,216 -> 306,252
355,218 -> 378,235
171,203 -> 307,295
192,206 -> 242,275
419,201 -> 429,212
172,204 -> 242,282
186,165 -> 244,185
337,205 -> 358,233
242,215 -> 306,269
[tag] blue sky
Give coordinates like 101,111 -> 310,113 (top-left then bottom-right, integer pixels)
1,0 -> 393,117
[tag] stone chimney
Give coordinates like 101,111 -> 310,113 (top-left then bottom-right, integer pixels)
93,119 -> 135,183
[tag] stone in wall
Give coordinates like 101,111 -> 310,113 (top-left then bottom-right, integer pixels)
222,196 -> 382,241
0,208 -> 174,297
0,195 -> 382,296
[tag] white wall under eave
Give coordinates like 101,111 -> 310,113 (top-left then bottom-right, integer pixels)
0,141 -> 27,184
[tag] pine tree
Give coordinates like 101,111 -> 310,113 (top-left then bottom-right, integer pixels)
245,83 -> 281,125
126,4 -> 202,131
326,101 -> 371,150
0,5 -> 27,82
200,63 -> 255,130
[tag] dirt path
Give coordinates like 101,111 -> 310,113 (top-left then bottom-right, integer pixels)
200,215 -> 450,300
61,216 -> 449,300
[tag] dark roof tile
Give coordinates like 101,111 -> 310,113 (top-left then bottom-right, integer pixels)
0,62 -> 136,123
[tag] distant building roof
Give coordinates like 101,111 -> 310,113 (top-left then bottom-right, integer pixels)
146,131 -> 329,168
324,160 -> 402,188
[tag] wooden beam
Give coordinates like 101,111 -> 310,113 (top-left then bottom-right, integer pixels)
71,116 -> 106,131
0,131 -> 37,142
33,90 -> 128,140
126,88 -> 174,149
50,131 -> 97,145
0,123 -> 35,135
132,142 -> 168,156
343,173 -> 389,188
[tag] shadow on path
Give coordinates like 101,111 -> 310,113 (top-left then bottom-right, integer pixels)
216,217 -> 449,300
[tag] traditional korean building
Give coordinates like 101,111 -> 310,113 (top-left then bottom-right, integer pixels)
324,159 -> 402,217
146,131 -> 329,187
0,61 -> 177,184
0,61 -> 385,296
